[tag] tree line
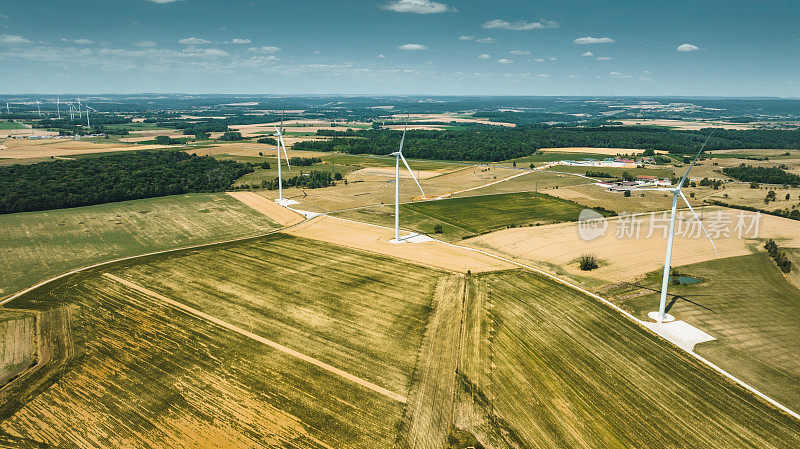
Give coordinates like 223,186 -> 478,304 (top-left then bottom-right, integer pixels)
0,151 -> 254,214
294,127 -> 800,162
722,164 -> 800,186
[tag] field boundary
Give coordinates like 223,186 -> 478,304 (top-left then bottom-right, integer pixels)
102,273 -> 408,404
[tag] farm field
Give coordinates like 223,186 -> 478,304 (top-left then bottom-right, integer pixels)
465,206 -> 800,285
455,269 -> 800,448
618,118 -> 761,130
256,165 -> 525,213
537,146 -> 662,155
543,182 -> 693,213
0,193 -> 281,299
0,138 -> 166,160
0,234 -> 447,448
332,191 -> 592,240
0,122 -> 26,130
615,252 -> 800,411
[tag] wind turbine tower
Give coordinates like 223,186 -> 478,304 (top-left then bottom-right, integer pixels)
635,134 -> 718,322
56,98 -> 61,119
272,114 -> 294,205
390,119 -> 426,242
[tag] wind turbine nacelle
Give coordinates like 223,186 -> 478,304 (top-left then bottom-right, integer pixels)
390,151 -> 402,157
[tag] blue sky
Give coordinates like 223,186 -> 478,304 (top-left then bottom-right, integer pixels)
1,0 -> 798,96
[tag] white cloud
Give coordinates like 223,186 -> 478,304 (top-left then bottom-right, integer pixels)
179,37 -> 210,45
476,37 -> 496,44
0,34 -> 32,44
497,58 -> 514,64
609,71 -> 631,79
133,40 -> 157,47
581,51 -> 594,57
549,57 -> 556,61
249,46 -> 281,53
568,74 -> 580,79
596,56 -> 611,60
182,47 -> 230,58
377,54 -> 386,58
477,53 -> 491,59
61,38 -> 94,45
459,35 -> 475,41
677,43 -> 699,52
530,58 -> 545,63
642,70 -> 652,74
509,50 -> 530,55
381,0 -> 452,14
398,43 -> 427,50
145,0 -> 184,3
574,36 -> 615,44
482,19 -> 558,30
230,38 -> 251,44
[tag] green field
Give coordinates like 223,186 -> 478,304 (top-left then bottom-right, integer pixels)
501,152 -> 612,165
333,191 -> 592,239
0,234 -> 444,448
0,121 -> 26,130
456,269 -> 800,448
233,162 -> 357,187
616,252 -> 800,411
0,193 -> 280,298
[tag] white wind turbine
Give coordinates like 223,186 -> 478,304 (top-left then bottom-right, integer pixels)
635,134 -> 717,322
390,120 -> 426,242
272,115 -> 293,204
56,98 -> 61,119
76,98 -> 82,119
35,99 -> 41,116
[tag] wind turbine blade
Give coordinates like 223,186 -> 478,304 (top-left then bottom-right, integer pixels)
678,190 -> 718,256
398,120 -> 408,154
679,130 -> 715,185
400,153 -> 425,198
279,134 -> 291,170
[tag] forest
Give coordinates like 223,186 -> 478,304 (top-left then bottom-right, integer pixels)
295,126 -> 800,161
721,164 -> 800,186
0,151 -> 254,214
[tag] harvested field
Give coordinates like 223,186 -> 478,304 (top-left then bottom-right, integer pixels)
348,166 -> 441,180
619,119 -> 760,130
455,269 -> 800,448
544,182 -> 690,213
0,193 -> 280,298
388,113 -> 515,127
615,252 -> 800,411
285,215 -> 514,273
466,206 -> 800,284
226,191 -> 304,226
0,138 -> 165,159
0,234 -> 448,448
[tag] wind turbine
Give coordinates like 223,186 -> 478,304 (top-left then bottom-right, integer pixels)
36,99 -> 41,116
69,104 -> 75,121
635,133 -> 717,322
390,119 -> 426,242
5,103 -> 9,114
84,102 -> 92,129
76,98 -> 82,119
56,98 -> 61,119
272,113 -> 292,204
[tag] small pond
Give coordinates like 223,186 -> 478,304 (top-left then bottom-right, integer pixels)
669,275 -> 702,285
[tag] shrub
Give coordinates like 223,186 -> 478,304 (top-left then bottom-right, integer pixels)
578,254 -> 599,271
433,224 -> 443,234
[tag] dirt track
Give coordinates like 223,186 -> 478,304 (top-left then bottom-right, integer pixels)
226,192 -> 304,226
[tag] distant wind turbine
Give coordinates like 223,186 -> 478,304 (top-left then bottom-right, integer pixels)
76,98 -> 82,119
56,98 -> 61,119
390,118 -> 426,242
634,133 -> 717,322
36,99 -> 41,116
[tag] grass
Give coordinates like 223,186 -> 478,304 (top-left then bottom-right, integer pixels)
0,121 -> 26,130
0,193 -> 281,298
1,234 -> 444,448
614,252 -> 800,411
455,269 -> 800,448
333,191 -> 592,240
